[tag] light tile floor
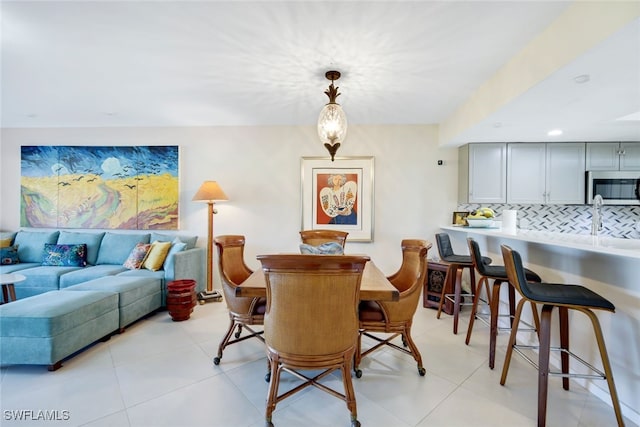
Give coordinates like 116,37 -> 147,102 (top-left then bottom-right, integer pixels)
1,300 -> 634,427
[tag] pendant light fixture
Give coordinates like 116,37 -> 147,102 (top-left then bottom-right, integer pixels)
317,70 -> 348,161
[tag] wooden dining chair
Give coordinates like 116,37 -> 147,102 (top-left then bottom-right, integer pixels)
299,229 -> 348,248
500,245 -> 624,427
258,254 -> 369,427
212,235 -> 265,365
355,239 -> 431,377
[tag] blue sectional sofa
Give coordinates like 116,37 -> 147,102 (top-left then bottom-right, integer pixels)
0,229 -> 205,303
0,228 -> 206,370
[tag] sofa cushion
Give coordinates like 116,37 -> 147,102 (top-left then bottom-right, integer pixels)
59,265 -> 129,288
15,266 -> 84,299
42,244 -> 87,267
57,231 -> 105,266
1,245 -> 20,265
96,232 -> 150,265
0,232 -> 16,245
151,232 -> 197,250
123,243 -> 152,269
0,262 -> 40,274
0,238 -> 13,248
64,276 -> 162,328
143,241 -> 172,271
14,230 -> 60,263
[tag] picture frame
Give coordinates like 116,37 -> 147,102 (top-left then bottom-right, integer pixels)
452,211 -> 470,226
301,156 -> 374,242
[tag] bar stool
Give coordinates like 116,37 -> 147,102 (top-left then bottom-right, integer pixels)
435,233 -> 491,334
465,237 -> 543,369
500,245 -> 624,427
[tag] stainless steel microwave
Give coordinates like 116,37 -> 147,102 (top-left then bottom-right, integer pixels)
586,171 -> 640,205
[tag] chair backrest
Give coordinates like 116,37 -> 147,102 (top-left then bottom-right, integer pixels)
435,233 -> 454,259
381,239 -> 430,321
258,254 -> 369,356
215,235 -> 255,312
500,244 -> 534,300
388,239 -> 431,293
299,230 -> 348,248
467,237 -> 491,275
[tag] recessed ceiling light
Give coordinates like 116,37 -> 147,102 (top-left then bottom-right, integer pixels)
548,129 -> 563,136
573,74 -> 590,84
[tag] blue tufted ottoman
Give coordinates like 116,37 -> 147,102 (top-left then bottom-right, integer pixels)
62,276 -> 162,331
0,290 -> 119,370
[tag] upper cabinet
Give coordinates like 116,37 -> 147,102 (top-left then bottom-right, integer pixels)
586,142 -> 640,170
458,143 -> 506,204
506,143 -> 585,204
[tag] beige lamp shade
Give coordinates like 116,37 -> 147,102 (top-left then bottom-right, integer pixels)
192,181 -> 228,202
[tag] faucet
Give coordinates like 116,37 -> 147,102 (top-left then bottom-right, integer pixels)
591,194 -> 603,235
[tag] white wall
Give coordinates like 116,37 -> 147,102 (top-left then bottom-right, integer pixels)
0,124 -> 459,274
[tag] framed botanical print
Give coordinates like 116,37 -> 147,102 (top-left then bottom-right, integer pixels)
301,156 -> 374,242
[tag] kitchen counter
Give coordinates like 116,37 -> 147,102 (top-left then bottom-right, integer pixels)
440,224 -> 639,425
440,225 -> 640,259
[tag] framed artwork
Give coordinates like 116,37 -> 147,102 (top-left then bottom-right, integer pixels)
452,211 -> 470,226
20,145 -> 179,230
301,156 -> 374,242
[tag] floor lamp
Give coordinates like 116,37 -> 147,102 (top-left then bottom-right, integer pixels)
192,181 -> 228,303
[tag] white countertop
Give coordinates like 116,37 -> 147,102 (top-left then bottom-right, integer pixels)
440,225 -> 640,259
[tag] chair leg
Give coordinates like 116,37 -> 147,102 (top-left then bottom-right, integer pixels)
489,279 -> 503,369
452,267 -> 464,334
465,276 -> 488,345
500,298 -> 527,385
354,330 -> 363,377
341,353 -> 359,425
558,306 -> 570,391
436,264 -> 456,319
265,356 -> 281,426
214,317 -> 238,364
402,326 -> 426,376
537,304 -> 554,427
578,307 -> 625,427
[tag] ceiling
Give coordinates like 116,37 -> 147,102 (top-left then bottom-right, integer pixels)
2,1 -> 639,146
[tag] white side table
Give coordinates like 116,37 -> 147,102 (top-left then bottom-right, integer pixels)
0,273 -> 26,304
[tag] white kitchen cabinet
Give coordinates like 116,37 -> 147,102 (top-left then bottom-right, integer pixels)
458,143 -> 506,204
507,142 -> 585,204
586,142 -> 640,170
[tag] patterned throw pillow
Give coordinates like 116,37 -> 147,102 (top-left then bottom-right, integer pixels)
299,242 -> 344,255
123,243 -> 152,269
1,245 -> 20,265
42,243 -> 88,267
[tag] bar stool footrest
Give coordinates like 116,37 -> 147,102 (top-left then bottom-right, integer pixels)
512,344 -> 607,380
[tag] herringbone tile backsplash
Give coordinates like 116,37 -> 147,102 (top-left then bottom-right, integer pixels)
458,204 -> 640,239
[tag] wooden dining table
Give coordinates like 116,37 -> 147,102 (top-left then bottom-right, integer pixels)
235,260 -> 399,301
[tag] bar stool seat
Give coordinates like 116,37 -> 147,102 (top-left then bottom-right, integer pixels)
500,244 -> 624,427
435,233 -> 491,334
465,237 -> 543,369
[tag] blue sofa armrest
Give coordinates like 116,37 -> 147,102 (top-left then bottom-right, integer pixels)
165,247 -> 206,294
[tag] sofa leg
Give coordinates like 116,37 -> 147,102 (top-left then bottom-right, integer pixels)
48,361 -> 62,371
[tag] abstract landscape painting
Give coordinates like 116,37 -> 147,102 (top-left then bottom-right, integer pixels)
21,146 -> 179,229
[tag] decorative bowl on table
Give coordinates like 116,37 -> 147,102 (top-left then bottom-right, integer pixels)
466,218 -> 495,228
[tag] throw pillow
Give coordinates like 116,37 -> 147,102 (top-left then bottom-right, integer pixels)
163,239 -> 187,276
0,238 -> 12,248
42,243 -> 88,267
299,242 -> 344,255
123,243 -> 152,270
0,245 -> 20,265
143,241 -> 172,271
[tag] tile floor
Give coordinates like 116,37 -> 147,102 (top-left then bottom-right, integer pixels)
0,299 -> 634,427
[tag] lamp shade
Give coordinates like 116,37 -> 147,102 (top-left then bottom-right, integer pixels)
192,181 -> 228,202
317,103 -> 348,146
